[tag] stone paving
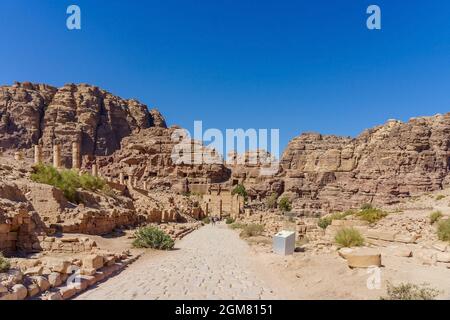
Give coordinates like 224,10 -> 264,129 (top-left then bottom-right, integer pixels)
76,223 -> 281,300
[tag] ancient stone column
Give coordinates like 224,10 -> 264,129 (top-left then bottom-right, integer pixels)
219,199 -> 223,219
133,177 -> 138,188
53,144 -> 61,168
143,181 -> 147,190
34,145 -> 43,164
91,164 -> 98,177
72,141 -> 81,170
119,172 -> 124,185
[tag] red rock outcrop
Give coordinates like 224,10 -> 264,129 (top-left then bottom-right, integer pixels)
0,82 -> 166,167
97,126 -> 231,191
277,116 -> 450,215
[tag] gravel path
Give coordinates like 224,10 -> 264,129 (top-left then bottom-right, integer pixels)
76,223 -> 283,300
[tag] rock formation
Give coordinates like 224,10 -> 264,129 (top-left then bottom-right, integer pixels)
277,115 -> 450,214
0,82 -> 166,167
2,82 -> 450,216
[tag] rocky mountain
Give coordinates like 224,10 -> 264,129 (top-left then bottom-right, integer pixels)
0,82 -> 166,167
278,115 -> 450,214
2,81 -> 450,215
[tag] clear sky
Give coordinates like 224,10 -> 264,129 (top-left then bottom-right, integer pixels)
0,1 -> 449,150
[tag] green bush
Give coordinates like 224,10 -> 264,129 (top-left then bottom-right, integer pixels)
79,172 -> 105,191
0,253 -> 10,273
132,227 -> 175,250
225,217 -> 235,224
317,211 -> 354,229
278,196 -> 292,212
436,195 -> 446,201
229,222 -> 246,230
360,203 -> 373,210
31,164 -> 107,203
334,228 -> 364,247
232,184 -> 248,200
356,208 -> 387,223
437,219 -> 450,242
381,282 -> 440,300
266,193 -> 278,209
240,224 -> 264,238
202,217 -> 211,224
430,211 -> 443,225
318,217 -> 333,229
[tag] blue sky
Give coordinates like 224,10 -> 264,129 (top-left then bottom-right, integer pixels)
0,1 -> 449,150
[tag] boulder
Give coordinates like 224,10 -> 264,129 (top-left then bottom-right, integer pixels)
59,286 -> 77,300
82,255 -> 104,270
48,272 -> 63,288
12,284 -> 28,300
345,250 -> 382,268
24,266 -> 43,276
46,291 -> 62,300
436,252 -> 450,263
47,259 -> 72,274
365,230 -> 398,242
432,241 -> 448,252
27,284 -> 40,297
31,276 -> 50,292
0,284 -> 7,294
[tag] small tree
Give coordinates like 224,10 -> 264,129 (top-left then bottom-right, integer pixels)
232,184 -> 248,201
0,253 -> 10,273
429,211 -> 443,225
335,228 -> 364,247
266,193 -> 278,209
278,196 -> 292,213
133,227 -> 175,250
437,219 -> 450,242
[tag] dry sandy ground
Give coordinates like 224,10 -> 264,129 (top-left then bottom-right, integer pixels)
74,220 -> 449,300
250,244 -> 450,300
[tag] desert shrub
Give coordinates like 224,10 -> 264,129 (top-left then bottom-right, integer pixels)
356,208 -> 387,223
334,228 -> 364,247
436,195 -> 446,201
229,222 -> 246,230
429,211 -> 443,225
317,210 -> 354,229
318,217 -> 333,229
0,253 -> 10,273
381,282 -> 440,300
132,227 -> 174,250
240,224 -> 264,238
31,164 -> 61,186
101,184 -> 118,199
225,217 -> 235,224
278,196 -> 292,213
79,173 -> 105,191
202,217 -> 211,224
59,170 -> 82,202
437,219 -> 450,242
266,193 -> 278,209
360,203 -> 373,210
231,184 -> 248,201
31,165 -> 106,203
32,165 -> 80,202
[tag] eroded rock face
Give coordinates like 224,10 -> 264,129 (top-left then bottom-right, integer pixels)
0,82 -> 166,166
98,126 -> 231,190
278,116 -> 450,214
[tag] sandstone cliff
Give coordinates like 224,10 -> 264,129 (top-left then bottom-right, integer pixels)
2,81 -> 450,216
0,82 -> 166,167
278,115 -> 450,214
